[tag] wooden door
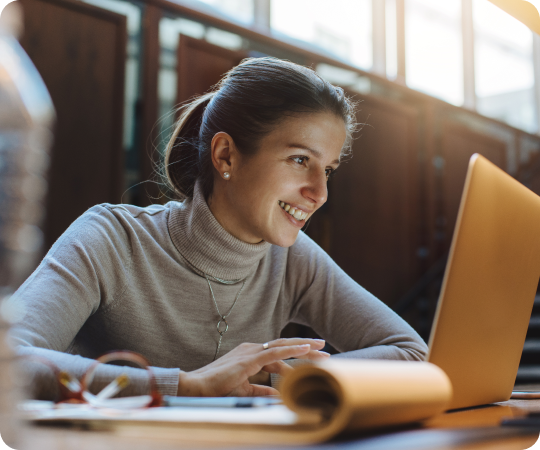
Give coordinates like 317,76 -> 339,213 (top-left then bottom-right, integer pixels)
19,0 -> 126,250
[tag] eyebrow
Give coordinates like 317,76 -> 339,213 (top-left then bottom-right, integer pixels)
286,143 -> 341,165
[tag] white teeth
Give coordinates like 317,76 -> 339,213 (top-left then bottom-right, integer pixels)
279,201 -> 308,221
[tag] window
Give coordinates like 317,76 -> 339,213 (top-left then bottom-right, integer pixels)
196,0 -> 254,25
473,0 -> 536,133
270,0 -> 372,70
405,0 -> 463,105
156,0 -> 540,135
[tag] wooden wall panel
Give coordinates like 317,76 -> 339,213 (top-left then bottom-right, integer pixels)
176,35 -> 246,104
19,0 -> 126,249
327,95 -> 421,306
529,175 -> 540,199
440,123 -> 507,245
518,150 -> 540,198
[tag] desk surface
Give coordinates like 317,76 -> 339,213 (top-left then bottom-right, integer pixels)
9,397 -> 540,450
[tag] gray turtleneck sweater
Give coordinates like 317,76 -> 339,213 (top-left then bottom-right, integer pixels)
10,183 -> 427,399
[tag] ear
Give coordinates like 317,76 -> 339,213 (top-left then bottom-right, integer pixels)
210,132 -> 238,179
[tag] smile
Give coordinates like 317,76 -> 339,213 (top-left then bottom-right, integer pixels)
278,201 -> 309,221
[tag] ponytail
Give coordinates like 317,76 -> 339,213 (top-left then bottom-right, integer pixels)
164,92 -> 214,200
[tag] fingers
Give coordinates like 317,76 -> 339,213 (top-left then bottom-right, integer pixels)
264,339 -> 330,361
294,350 -> 331,360
262,360 -> 295,377
267,338 -> 326,351
247,384 -> 280,397
257,344 -> 311,367
183,339 -> 329,398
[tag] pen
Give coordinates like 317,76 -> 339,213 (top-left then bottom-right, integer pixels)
161,396 -> 282,408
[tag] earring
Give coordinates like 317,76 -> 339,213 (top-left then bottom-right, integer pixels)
223,172 -> 230,180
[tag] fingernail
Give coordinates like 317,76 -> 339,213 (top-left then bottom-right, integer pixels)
319,351 -> 331,357
300,344 -> 310,348
315,339 -> 325,343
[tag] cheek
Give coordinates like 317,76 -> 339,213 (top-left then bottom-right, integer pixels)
241,166 -> 283,198
231,174 -> 276,224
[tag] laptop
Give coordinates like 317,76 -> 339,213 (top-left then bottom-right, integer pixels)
427,153 -> 540,410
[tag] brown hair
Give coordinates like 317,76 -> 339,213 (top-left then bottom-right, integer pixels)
164,57 -> 357,200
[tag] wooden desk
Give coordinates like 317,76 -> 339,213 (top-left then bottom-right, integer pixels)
8,398 -> 540,450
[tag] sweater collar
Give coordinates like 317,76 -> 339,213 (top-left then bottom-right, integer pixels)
168,181 -> 271,281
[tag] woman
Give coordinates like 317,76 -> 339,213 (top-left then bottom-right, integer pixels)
11,57 -> 427,399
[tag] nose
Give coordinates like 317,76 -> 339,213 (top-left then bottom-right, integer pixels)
301,170 -> 328,206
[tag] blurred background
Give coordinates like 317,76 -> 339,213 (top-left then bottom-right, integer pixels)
3,0 -> 540,379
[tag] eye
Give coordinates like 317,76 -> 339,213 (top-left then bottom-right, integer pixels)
325,168 -> 336,180
291,156 -> 309,165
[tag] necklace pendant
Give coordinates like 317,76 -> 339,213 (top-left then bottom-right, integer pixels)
205,274 -> 246,362
216,317 -> 229,336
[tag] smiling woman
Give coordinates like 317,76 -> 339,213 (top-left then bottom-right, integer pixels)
10,57 -> 428,400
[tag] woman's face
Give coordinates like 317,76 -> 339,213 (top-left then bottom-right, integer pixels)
209,111 -> 347,247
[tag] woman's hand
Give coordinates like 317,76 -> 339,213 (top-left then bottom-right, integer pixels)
177,338 -> 329,397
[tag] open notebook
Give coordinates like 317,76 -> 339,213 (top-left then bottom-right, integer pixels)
25,360 -> 451,445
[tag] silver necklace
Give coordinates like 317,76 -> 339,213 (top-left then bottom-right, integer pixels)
204,274 -> 246,361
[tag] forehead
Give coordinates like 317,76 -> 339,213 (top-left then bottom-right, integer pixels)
260,111 -> 347,161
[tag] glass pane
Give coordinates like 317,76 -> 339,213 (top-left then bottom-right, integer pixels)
270,0 -> 372,70
473,0 -> 536,133
405,0 -> 463,105
206,28 -> 245,50
197,0 -> 254,25
160,17 -> 205,51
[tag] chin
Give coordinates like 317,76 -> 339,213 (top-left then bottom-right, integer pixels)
266,231 -> 300,248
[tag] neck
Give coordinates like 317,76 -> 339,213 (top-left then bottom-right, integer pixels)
168,180 -> 271,281
207,186 -> 263,245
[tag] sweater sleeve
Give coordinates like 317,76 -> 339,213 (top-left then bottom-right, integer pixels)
8,205 -> 180,399
284,232 -> 428,361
